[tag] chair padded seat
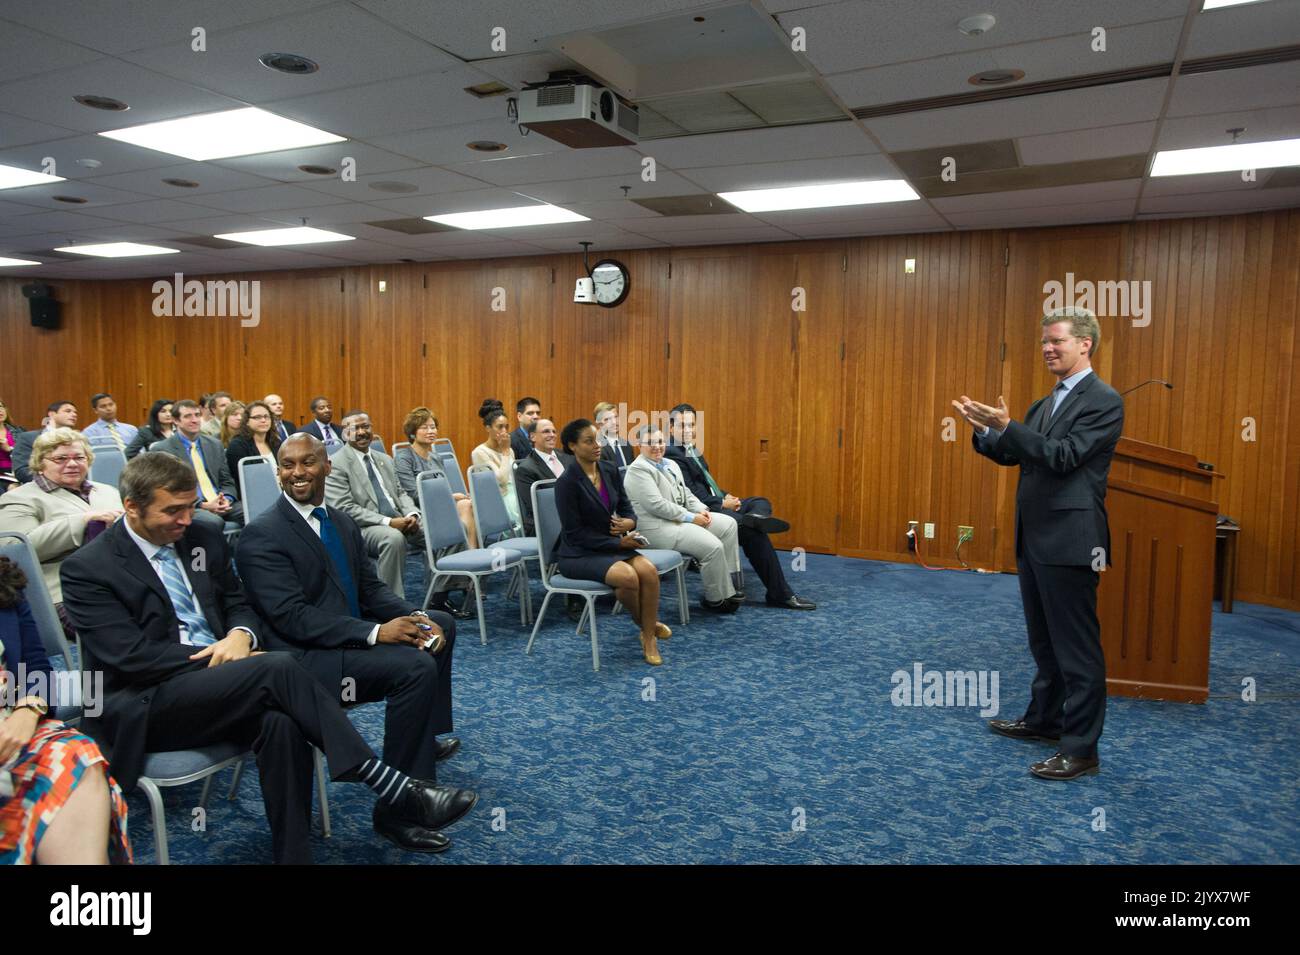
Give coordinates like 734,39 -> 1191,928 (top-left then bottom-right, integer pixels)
638,548 -> 684,572
436,547 -> 523,572
486,536 -> 539,557
141,742 -> 248,781
548,574 -> 613,593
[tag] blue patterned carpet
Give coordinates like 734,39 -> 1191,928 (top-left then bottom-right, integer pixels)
124,553 -> 1300,865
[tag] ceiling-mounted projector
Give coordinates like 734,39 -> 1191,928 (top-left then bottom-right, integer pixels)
517,78 -> 639,148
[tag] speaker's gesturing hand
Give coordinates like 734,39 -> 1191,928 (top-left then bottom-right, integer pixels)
952,395 -> 1010,431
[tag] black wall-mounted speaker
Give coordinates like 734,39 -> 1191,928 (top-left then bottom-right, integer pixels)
29,295 -> 60,329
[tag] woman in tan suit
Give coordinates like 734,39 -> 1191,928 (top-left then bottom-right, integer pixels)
0,429 -> 123,609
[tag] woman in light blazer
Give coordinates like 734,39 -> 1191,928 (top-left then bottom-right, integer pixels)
623,426 -> 742,613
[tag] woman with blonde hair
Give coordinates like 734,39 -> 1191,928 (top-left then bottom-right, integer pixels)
217,400 -> 246,447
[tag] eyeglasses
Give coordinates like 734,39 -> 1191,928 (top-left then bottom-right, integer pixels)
49,455 -> 88,466
247,413 -> 271,421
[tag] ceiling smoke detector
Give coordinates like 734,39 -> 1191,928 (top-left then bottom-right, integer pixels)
74,94 -> 129,111
968,68 -> 1024,86
259,52 -> 319,75
958,14 -> 997,37
162,177 -> 200,188
297,164 -> 337,175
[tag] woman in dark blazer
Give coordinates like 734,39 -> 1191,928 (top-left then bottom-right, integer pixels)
554,418 -> 668,665
124,398 -> 175,459
225,399 -> 281,478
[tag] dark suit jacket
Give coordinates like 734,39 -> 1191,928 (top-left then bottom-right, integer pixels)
125,424 -> 168,460
299,419 -> 344,445
12,429 -> 39,483
973,371 -> 1124,567
554,459 -> 636,560
225,434 -> 277,481
60,519 -> 261,789
665,444 -> 725,510
510,427 -> 532,463
235,496 -> 411,672
155,432 -> 239,501
0,598 -> 50,697
514,449 -> 574,535
599,438 -> 634,470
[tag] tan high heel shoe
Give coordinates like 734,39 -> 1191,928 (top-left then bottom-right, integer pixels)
641,633 -> 662,665
654,622 -> 672,640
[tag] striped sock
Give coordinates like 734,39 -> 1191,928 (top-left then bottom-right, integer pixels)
353,758 -> 411,806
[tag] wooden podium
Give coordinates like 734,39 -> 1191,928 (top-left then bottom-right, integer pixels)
1099,437 -> 1221,703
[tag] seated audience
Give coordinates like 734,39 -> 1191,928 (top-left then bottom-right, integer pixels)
594,401 -> 633,470
472,399 -> 522,530
666,404 -> 815,611
555,418 -> 668,666
264,393 -> 293,442
394,407 -> 476,547
514,418 -> 571,536
124,398 -> 175,460
200,391 -> 231,440
61,453 -> 474,862
81,393 -> 138,451
0,429 -> 123,628
1,556 -> 131,864
13,401 -> 78,484
226,400 -> 282,478
0,398 -> 22,489
299,396 -> 344,448
624,426 -> 742,613
217,400 -> 246,448
511,396 -> 541,461
153,399 -> 243,529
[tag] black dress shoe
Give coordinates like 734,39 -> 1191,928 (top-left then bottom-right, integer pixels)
727,589 -> 747,605
430,597 -> 473,619
391,778 -> 478,831
1030,752 -> 1100,780
373,804 -> 451,853
435,737 -> 461,762
700,597 -> 739,614
737,513 -> 791,535
989,719 -> 1061,743
566,597 -> 585,622
765,594 -> 816,610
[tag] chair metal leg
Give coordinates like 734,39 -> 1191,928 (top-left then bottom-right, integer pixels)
422,572 -> 447,610
473,575 -> 488,644
526,590 -> 558,654
575,602 -> 589,633
676,565 -> 689,625
314,747 -> 332,838
227,758 -> 245,799
515,566 -> 528,626
587,596 -> 601,671
199,776 -> 213,810
138,778 -> 169,866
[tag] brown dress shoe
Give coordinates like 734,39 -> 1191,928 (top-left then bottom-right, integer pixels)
989,719 -> 1061,743
1030,752 -> 1100,780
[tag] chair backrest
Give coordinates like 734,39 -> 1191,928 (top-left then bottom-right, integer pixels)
391,442 -> 410,456
440,453 -> 467,495
372,436 -> 386,456
416,472 -> 469,554
468,464 -> 516,544
530,479 -> 561,580
149,439 -> 167,452
432,437 -> 455,460
0,531 -> 74,666
89,446 -> 127,488
238,456 -> 279,523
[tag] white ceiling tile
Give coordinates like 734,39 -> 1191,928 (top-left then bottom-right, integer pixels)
1142,171 -> 1271,196
79,162 -> 278,198
680,153 -> 900,191
785,216 -> 952,238
604,212 -> 759,231
294,164 -> 490,202
0,133 -> 179,177
1185,0 -> 1300,58
367,187 -> 538,217
644,224 -> 798,244
1166,62 -> 1300,117
444,146 -> 645,186
562,198 -> 673,220
469,51 -> 582,90
946,198 -> 1137,228
117,4 -> 460,101
635,120 -> 876,168
752,203 -> 944,228
0,58 -> 247,134
78,198 -> 223,223
1138,184 -> 1300,215
372,119 -> 567,166
503,170 -> 704,204
0,179 -> 152,208
0,112 -> 79,149
933,179 -> 1143,213
0,1 -> 335,55
863,78 -> 1170,151
2,209 -> 146,233
1017,121 -> 1157,165
249,202 -> 399,227
66,223 -> 201,242
265,67 -> 505,139
1156,106 -> 1300,150
776,0 -> 1190,76
179,183 -> 358,213
0,21 -> 103,84
211,143 -> 420,183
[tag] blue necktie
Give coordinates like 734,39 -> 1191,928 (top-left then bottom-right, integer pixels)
313,507 -> 361,618
154,546 -> 217,646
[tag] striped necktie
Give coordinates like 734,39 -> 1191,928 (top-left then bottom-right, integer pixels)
107,422 -> 124,449
154,546 -> 216,646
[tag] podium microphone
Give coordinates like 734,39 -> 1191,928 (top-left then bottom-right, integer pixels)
1120,378 -> 1174,396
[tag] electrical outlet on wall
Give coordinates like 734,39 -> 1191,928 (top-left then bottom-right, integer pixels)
958,525 -> 974,543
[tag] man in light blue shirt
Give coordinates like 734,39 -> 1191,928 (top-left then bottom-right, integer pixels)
82,393 -> 138,451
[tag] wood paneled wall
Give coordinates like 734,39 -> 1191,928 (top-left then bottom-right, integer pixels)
2,209 -> 1297,609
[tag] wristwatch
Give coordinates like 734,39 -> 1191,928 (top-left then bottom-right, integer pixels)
14,698 -> 49,718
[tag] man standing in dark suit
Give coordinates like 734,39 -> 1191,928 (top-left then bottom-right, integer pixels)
153,399 -> 243,528
510,396 -> 541,462
60,453 -> 476,862
514,418 -> 572,535
955,306 -> 1123,781
236,433 -> 466,801
298,396 -> 345,449
666,404 -> 815,611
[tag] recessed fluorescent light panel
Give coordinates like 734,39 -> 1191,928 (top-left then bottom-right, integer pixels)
717,180 -> 920,213
54,242 -> 181,257
1150,137 -> 1300,176
214,226 -> 355,246
424,204 -> 589,230
0,256 -> 42,266
99,107 -> 345,161
1202,0 -> 1273,10
0,163 -> 65,190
